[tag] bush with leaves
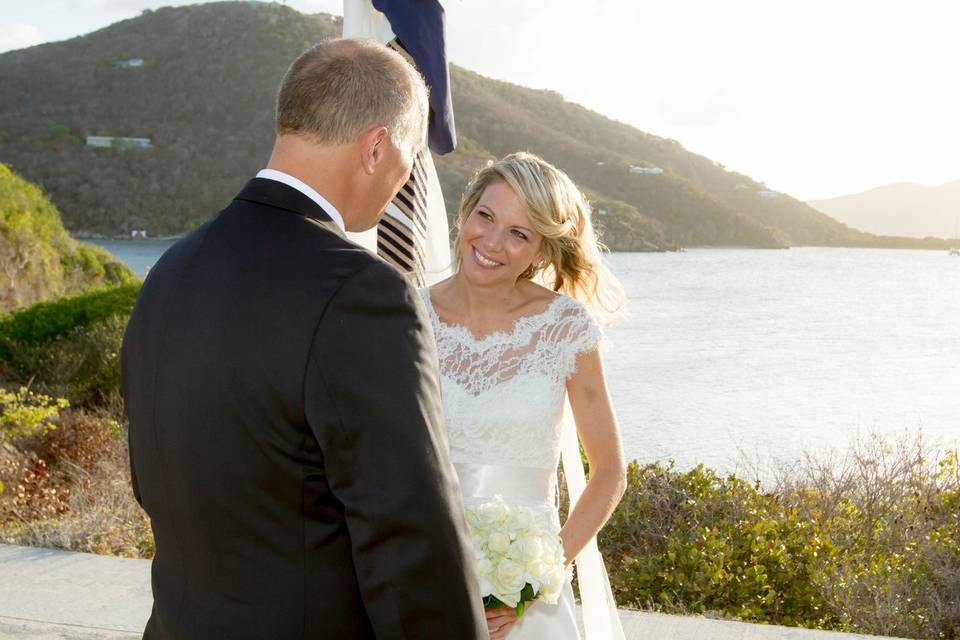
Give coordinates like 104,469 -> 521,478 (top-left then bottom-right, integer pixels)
599,435 -> 960,639
0,283 -> 138,406
601,461 -> 833,627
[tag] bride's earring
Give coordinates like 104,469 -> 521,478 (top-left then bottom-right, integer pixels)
520,258 -> 541,280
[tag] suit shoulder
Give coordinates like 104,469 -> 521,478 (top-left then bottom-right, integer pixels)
303,231 -> 413,294
336,258 -> 418,306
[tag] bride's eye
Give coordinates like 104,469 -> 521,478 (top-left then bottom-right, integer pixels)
511,230 -> 528,241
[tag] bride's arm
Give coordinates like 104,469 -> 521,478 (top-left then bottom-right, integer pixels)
559,347 -> 627,566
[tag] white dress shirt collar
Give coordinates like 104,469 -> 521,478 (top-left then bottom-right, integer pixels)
255,169 -> 345,233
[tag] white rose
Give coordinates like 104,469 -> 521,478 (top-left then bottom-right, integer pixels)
491,559 -> 527,607
468,498 -> 509,531
541,538 -> 565,566
540,566 -> 567,603
474,557 -> 495,597
487,531 -> 511,555
505,506 -> 534,535
508,534 -> 544,563
523,558 -> 549,593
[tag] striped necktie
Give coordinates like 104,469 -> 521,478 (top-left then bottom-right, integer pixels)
377,38 -> 429,287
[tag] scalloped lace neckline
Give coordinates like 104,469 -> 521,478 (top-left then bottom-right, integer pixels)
424,292 -> 566,347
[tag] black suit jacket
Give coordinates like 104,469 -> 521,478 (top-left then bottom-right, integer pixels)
121,178 -> 486,639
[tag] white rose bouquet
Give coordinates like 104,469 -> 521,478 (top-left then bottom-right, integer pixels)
464,495 -> 567,616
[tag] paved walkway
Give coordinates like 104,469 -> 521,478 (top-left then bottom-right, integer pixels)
0,544 -> 906,639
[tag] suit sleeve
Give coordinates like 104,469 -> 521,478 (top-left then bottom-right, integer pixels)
303,261 -> 487,640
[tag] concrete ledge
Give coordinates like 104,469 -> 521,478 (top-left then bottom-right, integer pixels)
0,617 -> 139,640
0,544 -> 150,637
615,609 -> 907,639
0,544 -> 905,639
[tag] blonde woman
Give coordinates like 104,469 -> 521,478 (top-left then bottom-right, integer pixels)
421,152 -> 627,639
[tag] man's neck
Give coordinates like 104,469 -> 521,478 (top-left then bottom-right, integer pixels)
255,169 -> 346,233
266,135 -> 356,227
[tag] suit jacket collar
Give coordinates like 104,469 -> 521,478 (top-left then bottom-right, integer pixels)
234,178 -> 347,240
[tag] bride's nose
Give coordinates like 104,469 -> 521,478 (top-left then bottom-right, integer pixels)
482,227 -> 505,253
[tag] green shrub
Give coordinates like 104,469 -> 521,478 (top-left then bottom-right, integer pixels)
0,282 -> 139,349
599,437 -> 960,639
602,461 -> 833,627
0,284 -> 138,406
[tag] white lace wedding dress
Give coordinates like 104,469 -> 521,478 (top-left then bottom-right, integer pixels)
420,289 -> 622,639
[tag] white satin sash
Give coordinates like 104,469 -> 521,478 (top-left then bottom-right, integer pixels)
453,462 -> 556,506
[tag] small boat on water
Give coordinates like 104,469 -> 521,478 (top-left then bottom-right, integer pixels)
951,248 -> 960,256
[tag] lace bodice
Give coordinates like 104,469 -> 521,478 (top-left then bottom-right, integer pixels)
420,290 -> 602,471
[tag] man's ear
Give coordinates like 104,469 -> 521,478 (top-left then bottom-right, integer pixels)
359,125 -> 389,175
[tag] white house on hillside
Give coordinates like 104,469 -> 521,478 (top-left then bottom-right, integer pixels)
86,136 -> 153,149
118,58 -> 144,68
629,165 -> 664,175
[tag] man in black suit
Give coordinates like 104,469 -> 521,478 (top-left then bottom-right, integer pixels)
121,39 -> 486,639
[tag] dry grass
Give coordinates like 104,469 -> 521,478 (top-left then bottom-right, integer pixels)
0,407 -> 152,558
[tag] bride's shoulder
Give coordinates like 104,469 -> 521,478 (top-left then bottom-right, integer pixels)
551,295 -> 597,330
522,284 -> 587,318
520,285 -> 596,332
419,278 -> 455,310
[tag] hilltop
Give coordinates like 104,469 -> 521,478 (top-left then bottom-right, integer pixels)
0,1 -> 952,250
0,164 -> 134,314
808,180 -> 960,239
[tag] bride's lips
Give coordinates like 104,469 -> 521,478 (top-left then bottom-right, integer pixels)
472,245 -> 503,269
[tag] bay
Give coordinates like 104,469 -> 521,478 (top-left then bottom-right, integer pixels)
603,248 -> 960,475
88,239 -> 175,280
93,240 -> 960,475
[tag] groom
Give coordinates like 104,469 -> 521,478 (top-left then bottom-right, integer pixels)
121,39 -> 486,639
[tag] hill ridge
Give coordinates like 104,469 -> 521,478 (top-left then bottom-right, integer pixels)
0,1 -> 952,250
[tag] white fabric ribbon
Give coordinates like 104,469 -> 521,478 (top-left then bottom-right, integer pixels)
560,400 -> 626,639
453,461 -> 556,506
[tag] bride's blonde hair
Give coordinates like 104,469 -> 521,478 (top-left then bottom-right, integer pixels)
453,152 -> 625,324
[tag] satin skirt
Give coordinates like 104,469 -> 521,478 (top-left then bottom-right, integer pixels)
507,579 -> 580,639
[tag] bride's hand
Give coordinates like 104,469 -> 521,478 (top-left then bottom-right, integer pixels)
485,606 -> 519,639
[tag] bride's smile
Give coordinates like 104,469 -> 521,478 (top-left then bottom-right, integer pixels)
472,246 -> 503,269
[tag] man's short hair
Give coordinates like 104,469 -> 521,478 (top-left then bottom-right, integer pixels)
277,39 -> 428,153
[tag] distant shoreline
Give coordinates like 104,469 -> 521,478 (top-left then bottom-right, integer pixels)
74,234 -> 185,241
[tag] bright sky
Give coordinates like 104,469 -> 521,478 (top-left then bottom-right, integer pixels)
3,0 -> 959,200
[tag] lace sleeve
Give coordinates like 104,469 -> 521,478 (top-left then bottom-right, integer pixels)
552,298 -> 603,381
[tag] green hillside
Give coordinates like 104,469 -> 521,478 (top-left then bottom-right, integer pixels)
0,164 -> 135,314
0,1 -> 951,250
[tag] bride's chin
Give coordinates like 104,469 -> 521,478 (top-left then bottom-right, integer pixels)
461,264 -> 513,285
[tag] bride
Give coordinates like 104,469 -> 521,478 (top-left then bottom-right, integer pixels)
421,152 -> 627,639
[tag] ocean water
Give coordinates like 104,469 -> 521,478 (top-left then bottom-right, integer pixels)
94,240 -> 960,474
603,248 -> 960,474
89,239 -> 176,280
